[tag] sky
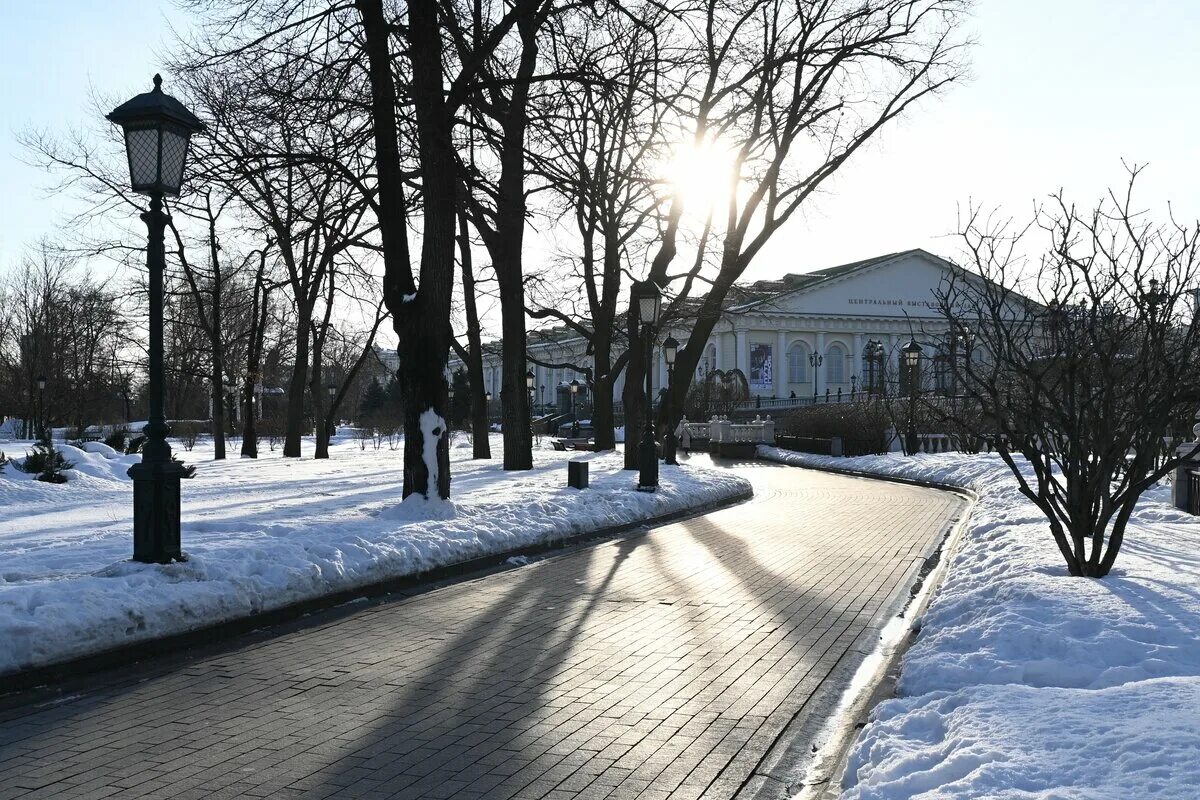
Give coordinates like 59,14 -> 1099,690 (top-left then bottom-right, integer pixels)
2,0 -> 1198,285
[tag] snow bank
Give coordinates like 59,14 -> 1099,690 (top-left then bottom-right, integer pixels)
0,436 -> 749,675
758,447 -> 1200,799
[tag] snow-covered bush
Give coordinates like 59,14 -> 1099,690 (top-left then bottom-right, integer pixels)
103,427 -> 129,452
18,442 -> 74,484
174,420 -> 204,452
929,169 -> 1200,577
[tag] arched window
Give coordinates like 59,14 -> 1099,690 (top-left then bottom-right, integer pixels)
700,344 -> 716,377
826,343 -> 847,384
787,344 -> 809,383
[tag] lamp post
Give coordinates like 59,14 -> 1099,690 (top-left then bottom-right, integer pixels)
36,374 -> 47,442
864,339 -> 884,396
953,325 -> 974,398
526,370 -> 535,442
326,383 -> 337,442
631,281 -> 661,491
662,335 -> 678,465
485,391 -> 492,425
569,379 -> 581,437
107,74 -> 205,563
539,384 -> 545,414
808,351 -> 823,402
903,338 -> 922,455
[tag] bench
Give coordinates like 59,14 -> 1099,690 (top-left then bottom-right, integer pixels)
552,437 -> 591,452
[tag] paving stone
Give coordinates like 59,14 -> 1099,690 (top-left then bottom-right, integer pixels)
0,462 -> 962,799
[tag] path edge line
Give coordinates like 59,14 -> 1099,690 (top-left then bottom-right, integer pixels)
751,448 -> 978,800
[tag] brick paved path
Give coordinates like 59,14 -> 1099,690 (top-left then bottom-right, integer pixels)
0,460 -> 965,800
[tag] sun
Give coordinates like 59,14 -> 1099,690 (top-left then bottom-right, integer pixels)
663,138 -> 739,218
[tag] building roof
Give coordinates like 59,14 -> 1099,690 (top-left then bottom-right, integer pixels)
451,248 -> 953,361
725,249 -> 941,313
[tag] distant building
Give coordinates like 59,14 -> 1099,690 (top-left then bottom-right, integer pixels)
450,249 -> 976,403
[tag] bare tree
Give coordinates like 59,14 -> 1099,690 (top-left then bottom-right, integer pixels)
526,4 -> 679,450
933,166 -> 1200,577
641,0 -> 969,451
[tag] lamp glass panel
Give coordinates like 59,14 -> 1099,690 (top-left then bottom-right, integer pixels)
639,296 -> 658,324
159,127 -> 190,194
125,127 -> 161,189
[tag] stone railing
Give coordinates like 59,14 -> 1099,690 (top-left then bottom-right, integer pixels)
678,415 -> 775,445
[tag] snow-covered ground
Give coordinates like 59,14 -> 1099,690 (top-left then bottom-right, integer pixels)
759,446 -> 1200,799
0,435 -> 749,676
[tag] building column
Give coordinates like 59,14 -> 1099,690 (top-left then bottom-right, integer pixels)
775,329 -> 788,397
714,332 -> 724,372
888,333 -> 900,389
736,329 -> 748,376
854,333 -> 864,388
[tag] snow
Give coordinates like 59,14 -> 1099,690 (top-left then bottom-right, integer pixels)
418,407 -> 447,500
0,435 -> 749,676
759,447 -> 1200,799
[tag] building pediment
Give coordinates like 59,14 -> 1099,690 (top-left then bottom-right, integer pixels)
733,250 -> 965,319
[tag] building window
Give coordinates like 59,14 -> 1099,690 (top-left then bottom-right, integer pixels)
826,343 -> 846,384
788,345 -> 808,383
702,344 -> 716,376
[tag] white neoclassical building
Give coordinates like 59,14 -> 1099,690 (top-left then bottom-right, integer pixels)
456,249 -> 970,407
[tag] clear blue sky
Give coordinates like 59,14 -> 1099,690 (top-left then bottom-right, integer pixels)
2,0 -> 1198,279
0,1 -> 180,268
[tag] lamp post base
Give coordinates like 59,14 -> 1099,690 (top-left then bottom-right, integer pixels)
638,435 -> 658,491
128,460 -> 189,563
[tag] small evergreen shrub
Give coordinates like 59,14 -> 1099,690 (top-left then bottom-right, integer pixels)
0,451 -> 8,474
19,442 -> 75,484
126,435 -> 145,455
104,427 -> 129,451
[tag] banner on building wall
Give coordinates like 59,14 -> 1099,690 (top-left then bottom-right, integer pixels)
749,343 -> 773,389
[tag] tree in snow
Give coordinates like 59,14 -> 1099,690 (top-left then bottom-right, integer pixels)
933,165 -> 1200,577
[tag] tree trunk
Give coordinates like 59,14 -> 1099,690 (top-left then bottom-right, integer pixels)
359,0 -> 454,498
210,356 -> 226,460
311,348 -> 328,459
458,213 -> 491,459
663,272 -> 736,437
283,311 -> 310,458
240,265 -> 269,459
591,342 -> 616,451
494,12 -> 540,472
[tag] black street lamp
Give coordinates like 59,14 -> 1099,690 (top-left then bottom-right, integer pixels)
569,379 -> 581,437
526,370 -> 535,442
903,338 -> 922,455
809,351 -> 823,401
108,74 -> 205,563
35,374 -> 47,442
485,391 -> 492,424
539,384 -> 545,414
662,335 -> 678,465
631,280 -> 661,491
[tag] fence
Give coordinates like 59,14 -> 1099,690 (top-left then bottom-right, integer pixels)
680,415 -> 776,445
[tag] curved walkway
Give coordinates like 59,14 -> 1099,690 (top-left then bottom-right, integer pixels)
0,459 -> 966,800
